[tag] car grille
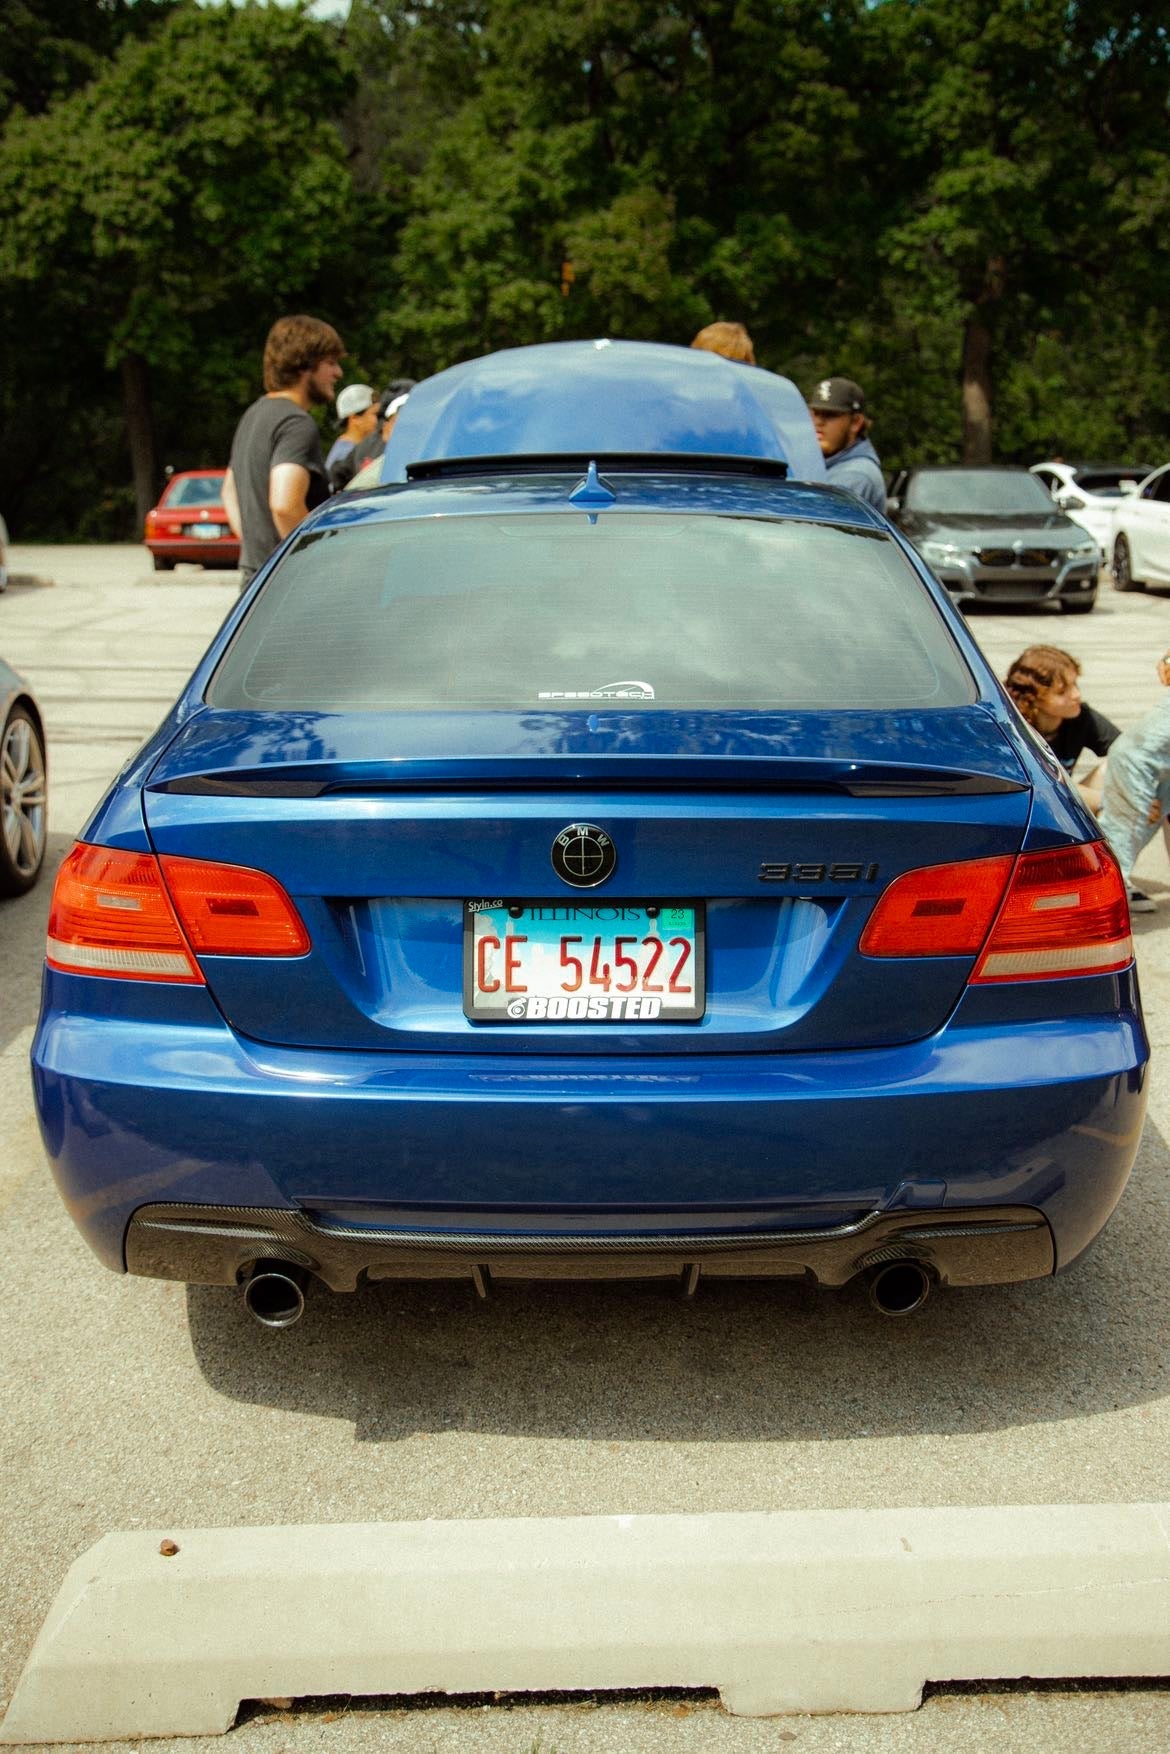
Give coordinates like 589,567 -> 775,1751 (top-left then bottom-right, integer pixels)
975,548 -> 1060,568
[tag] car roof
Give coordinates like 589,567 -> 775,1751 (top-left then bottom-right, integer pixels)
314,462 -> 883,536
378,341 -> 827,485
1034,459 -> 1152,474
900,463 -> 1030,475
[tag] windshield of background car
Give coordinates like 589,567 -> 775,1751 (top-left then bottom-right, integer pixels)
165,476 -> 224,507
207,513 -> 975,712
906,471 -> 1057,517
1076,470 -> 1145,497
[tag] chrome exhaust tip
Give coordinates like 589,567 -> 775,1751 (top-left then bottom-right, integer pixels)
867,1260 -> 931,1317
243,1261 -> 309,1329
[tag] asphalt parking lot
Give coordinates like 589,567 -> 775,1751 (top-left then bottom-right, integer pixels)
1,546 -> 1168,1750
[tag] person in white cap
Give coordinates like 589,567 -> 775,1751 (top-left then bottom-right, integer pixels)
335,378 -> 417,489
325,383 -> 378,489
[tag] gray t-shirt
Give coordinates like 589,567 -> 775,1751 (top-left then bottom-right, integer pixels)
228,396 -> 328,577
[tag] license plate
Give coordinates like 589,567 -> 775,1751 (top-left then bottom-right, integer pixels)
184,523 -> 221,539
464,902 -> 705,1023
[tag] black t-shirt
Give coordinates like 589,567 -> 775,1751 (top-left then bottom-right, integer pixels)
331,428 -> 386,490
1046,704 -> 1120,772
228,395 -> 329,576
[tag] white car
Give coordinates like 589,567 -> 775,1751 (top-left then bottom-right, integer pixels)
1107,461 -> 1170,593
1030,461 -> 1150,561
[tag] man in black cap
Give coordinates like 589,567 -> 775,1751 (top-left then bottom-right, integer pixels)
806,376 -> 886,513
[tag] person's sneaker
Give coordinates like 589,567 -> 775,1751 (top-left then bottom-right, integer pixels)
1128,887 -> 1157,913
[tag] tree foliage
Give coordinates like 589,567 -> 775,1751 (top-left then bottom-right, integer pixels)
2,0 -> 1170,537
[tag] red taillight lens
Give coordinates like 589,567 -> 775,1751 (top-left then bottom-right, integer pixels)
47,844 -> 203,982
971,840 -> 1132,982
47,844 -> 311,980
859,855 -> 1015,957
159,855 -> 309,956
860,842 -> 1133,981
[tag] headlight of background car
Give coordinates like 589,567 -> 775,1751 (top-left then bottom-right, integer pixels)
920,541 -> 966,566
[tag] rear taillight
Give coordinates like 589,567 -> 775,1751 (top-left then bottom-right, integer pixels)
159,855 -> 309,956
48,844 -> 203,982
47,844 -> 309,981
859,854 -> 1015,957
860,841 -> 1133,982
972,841 -> 1132,982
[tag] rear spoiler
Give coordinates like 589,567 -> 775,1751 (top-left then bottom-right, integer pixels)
404,451 -> 790,483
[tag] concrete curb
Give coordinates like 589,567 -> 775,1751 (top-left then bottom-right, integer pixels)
3,1505 -> 1169,1743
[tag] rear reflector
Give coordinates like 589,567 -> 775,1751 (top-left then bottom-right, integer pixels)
159,855 -> 309,957
47,844 -> 202,983
47,844 -> 311,981
861,841 -> 1133,981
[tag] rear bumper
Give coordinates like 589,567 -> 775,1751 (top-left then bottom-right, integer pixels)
125,1200 -> 1055,1292
33,972 -> 1148,1288
146,538 -> 239,567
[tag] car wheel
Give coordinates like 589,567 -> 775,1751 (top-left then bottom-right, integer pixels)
1062,591 -> 1097,614
1112,534 -> 1143,592
0,704 -> 47,897
152,554 -> 175,572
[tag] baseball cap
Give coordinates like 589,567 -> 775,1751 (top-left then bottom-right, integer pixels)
807,376 -> 866,414
378,378 -> 417,419
336,383 -> 375,420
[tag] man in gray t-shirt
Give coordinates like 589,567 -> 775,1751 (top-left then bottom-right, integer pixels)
223,314 -> 344,587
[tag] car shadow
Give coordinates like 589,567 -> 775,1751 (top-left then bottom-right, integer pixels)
185,1112 -> 1170,1447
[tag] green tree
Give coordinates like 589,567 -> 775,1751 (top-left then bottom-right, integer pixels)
383,0 -> 877,372
874,0 -> 1170,462
0,0 -> 359,525
0,0 -> 177,125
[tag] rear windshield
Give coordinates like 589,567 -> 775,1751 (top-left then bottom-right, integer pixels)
166,476 -> 224,507
207,512 -> 974,712
905,471 -> 1055,516
1075,470 -> 1146,496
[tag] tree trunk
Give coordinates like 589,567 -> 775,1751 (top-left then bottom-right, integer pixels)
120,351 -> 156,530
961,310 -> 994,464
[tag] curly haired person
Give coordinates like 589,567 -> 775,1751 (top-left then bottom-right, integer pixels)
1004,645 -> 1118,816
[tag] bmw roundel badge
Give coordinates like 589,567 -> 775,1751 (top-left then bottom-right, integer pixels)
552,823 -> 616,888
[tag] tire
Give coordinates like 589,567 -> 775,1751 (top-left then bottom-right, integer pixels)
0,704 -> 47,897
1112,534 -> 1144,592
152,553 -> 175,572
1062,591 -> 1097,614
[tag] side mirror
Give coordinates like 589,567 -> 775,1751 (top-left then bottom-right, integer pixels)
1059,494 -> 1086,510
1119,480 -> 1139,496
885,495 -> 901,515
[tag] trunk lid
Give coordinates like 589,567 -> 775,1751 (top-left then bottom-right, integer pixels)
142,705 -> 1032,1056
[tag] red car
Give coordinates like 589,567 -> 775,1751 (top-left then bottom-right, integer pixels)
144,469 -> 239,571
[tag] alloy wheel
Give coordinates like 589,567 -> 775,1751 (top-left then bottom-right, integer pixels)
0,707 -> 47,894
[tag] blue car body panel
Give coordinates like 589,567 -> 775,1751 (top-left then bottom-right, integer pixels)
34,402 -> 1149,1302
35,967 -> 1142,1276
379,341 -> 827,484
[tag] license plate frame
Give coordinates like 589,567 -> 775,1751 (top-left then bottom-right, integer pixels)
463,900 -> 706,1024
184,523 -> 222,539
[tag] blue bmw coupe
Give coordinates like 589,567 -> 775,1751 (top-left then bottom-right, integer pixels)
32,345 -> 1148,1323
